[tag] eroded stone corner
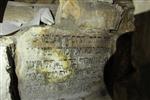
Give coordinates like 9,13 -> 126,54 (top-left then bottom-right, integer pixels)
0,37 -> 20,100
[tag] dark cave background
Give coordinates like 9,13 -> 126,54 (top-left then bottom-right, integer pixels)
104,11 -> 150,100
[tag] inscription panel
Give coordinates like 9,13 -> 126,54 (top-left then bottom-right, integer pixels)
16,27 -> 112,100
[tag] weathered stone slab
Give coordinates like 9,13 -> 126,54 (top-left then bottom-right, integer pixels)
56,0 -> 123,31
16,26 -> 115,100
4,5 -> 35,25
0,38 -> 14,100
14,0 -> 135,100
0,0 -> 134,100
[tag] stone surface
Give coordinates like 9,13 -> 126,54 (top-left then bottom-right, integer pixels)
4,2 -> 58,26
16,26 -> 113,100
14,1 -> 134,100
0,0 -> 135,100
133,0 -> 150,14
0,38 -> 14,100
56,0 -> 123,31
4,5 -> 35,25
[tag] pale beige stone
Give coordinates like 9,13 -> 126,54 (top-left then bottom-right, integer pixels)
4,5 -> 36,25
56,0 -> 123,31
4,1 -> 58,26
0,38 -> 14,100
133,0 -> 150,14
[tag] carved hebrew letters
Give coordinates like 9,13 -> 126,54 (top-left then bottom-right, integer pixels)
16,27 -> 112,100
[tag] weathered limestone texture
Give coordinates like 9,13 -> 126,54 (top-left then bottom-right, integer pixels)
133,0 -> 150,14
0,0 -> 134,100
0,38 -> 14,100
14,0 -> 134,100
16,26 -> 113,100
4,2 -> 58,26
4,5 -> 35,25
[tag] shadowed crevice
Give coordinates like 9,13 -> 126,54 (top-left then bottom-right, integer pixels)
6,46 -> 21,100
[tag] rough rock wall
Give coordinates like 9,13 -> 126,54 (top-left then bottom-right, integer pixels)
103,1 -> 140,100
1,0 -> 135,100
13,0 -> 150,14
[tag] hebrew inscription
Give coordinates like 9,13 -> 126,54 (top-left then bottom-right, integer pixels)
16,27 -> 112,100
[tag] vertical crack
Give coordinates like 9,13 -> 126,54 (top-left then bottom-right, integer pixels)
6,46 -> 21,100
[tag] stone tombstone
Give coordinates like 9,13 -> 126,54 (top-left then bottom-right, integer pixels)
14,0 -> 134,100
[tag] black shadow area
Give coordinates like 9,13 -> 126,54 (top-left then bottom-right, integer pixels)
104,32 -> 140,100
134,11 -> 150,100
